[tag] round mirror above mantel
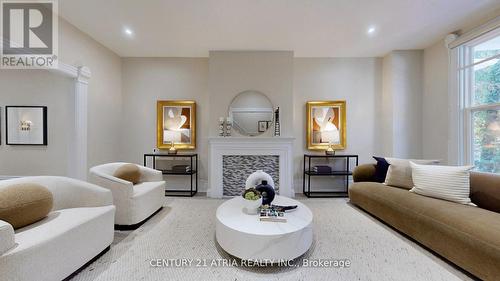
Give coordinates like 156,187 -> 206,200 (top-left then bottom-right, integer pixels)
228,90 -> 274,136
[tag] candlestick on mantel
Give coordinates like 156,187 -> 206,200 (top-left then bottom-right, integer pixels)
225,117 -> 232,137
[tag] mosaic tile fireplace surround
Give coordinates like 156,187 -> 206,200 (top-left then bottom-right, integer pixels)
222,155 -> 280,196
208,137 -> 294,198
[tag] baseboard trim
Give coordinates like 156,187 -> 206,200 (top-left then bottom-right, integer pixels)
62,245 -> 110,281
0,176 -> 20,180
114,207 -> 163,231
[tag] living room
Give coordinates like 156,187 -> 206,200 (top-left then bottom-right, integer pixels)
0,1 -> 499,280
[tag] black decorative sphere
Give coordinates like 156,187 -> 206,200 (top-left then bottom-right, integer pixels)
256,180 -> 275,205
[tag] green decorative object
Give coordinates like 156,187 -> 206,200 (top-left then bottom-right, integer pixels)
242,188 -> 262,215
242,188 -> 261,200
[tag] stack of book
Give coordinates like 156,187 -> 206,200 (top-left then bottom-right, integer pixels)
171,165 -> 191,173
312,165 -> 332,174
259,207 -> 287,223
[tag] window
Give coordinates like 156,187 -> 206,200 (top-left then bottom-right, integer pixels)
458,31 -> 500,173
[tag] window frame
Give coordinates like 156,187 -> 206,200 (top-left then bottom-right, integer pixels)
457,29 -> 500,167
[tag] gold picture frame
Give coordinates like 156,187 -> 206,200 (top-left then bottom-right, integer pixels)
157,100 -> 196,150
306,101 -> 346,150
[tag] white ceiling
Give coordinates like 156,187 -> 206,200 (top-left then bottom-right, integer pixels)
59,0 -> 500,58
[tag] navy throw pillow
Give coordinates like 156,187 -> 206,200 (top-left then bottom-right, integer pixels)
372,156 -> 390,183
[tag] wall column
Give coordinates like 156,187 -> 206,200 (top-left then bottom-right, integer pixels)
53,63 -> 91,180
68,66 -> 91,180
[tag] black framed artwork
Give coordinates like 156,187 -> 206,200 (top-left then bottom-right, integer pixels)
6,106 -> 47,145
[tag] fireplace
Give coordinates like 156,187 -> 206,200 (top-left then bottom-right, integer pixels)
222,155 -> 280,196
208,137 -> 294,198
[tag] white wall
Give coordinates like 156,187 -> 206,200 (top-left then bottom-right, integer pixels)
392,51 -> 423,158
423,41 -> 449,162
208,51 -> 294,137
0,18 -> 122,177
381,55 -> 394,156
293,58 -> 383,191
59,18 -> 122,170
119,55 -> 383,193
120,58 -> 209,190
2,10 -> 497,186
0,71 -> 73,176
381,50 -> 423,159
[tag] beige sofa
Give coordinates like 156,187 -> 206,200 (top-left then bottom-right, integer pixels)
0,176 -> 115,281
349,164 -> 500,281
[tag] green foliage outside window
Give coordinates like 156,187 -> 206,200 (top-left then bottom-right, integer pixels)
473,51 -> 500,173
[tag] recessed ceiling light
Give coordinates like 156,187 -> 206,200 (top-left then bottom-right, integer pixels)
123,27 -> 134,37
367,26 -> 376,35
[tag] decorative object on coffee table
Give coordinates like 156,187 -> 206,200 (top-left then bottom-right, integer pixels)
242,188 -> 262,214
256,180 -> 275,205
216,195 -> 313,261
259,205 -> 286,222
303,154 -> 358,198
245,170 -> 275,190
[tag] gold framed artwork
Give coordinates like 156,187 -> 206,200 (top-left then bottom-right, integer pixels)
157,100 -> 196,150
306,101 -> 346,150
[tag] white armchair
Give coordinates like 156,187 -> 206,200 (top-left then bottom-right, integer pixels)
89,162 -> 165,228
0,219 -> 15,256
0,176 -> 115,281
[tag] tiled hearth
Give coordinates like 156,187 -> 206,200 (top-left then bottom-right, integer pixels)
222,155 -> 280,196
208,137 -> 294,198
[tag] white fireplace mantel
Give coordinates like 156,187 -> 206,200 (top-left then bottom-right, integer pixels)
207,137 -> 295,198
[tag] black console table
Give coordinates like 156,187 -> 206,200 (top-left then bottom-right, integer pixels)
144,153 -> 198,197
303,154 -> 358,198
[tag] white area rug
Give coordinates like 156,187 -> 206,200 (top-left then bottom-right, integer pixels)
72,198 -> 472,281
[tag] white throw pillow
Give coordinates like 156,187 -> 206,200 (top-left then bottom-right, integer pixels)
384,158 -> 439,189
409,162 -> 475,205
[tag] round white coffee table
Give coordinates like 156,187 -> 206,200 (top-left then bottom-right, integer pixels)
216,195 -> 313,261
